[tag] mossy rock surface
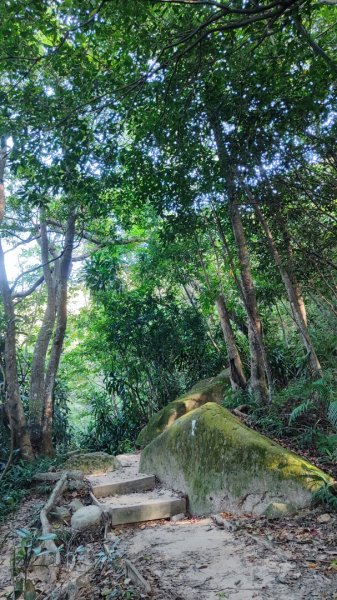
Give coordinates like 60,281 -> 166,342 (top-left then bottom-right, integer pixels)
140,403 -> 333,515
63,452 -> 120,475
136,370 -> 230,448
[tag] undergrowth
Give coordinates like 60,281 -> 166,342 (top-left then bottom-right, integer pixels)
0,457 -> 61,524
222,370 -> 337,467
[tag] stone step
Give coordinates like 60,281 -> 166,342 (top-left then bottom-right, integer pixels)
92,474 -> 156,498
103,493 -> 186,526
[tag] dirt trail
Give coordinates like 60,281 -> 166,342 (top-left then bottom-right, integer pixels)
121,515 -> 336,599
102,453 -> 337,599
0,453 -> 336,599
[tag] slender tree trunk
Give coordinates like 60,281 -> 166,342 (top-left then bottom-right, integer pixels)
29,215 -> 57,449
230,202 -> 270,402
208,110 -> 271,402
253,201 -> 322,377
0,139 -> 6,224
0,141 -> 34,460
0,242 -> 33,459
215,294 -> 247,390
40,213 -> 76,456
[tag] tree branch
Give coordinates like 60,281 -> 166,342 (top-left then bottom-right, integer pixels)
13,275 -> 45,300
293,13 -> 337,74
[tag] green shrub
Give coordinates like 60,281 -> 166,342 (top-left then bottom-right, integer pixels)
0,457 -> 60,523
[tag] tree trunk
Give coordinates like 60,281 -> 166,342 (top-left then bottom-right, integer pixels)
208,110 -> 271,402
29,214 -> 57,449
0,242 -> 34,459
215,294 -> 247,390
0,141 -> 34,460
40,213 -> 76,456
230,202 -> 270,402
253,201 -> 322,377
0,138 -> 6,224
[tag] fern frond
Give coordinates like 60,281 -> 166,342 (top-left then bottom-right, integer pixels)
328,401 -> 337,431
312,484 -> 337,512
289,399 -> 314,425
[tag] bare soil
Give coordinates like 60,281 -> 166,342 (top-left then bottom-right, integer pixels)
1,453 -> 337,600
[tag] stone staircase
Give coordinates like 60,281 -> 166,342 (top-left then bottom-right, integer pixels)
88,453 -> 186,527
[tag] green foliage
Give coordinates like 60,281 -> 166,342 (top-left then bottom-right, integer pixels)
312,484 -> 337,512
286,372 -> 337,432
315,432 -> 337,463
0,458 -> 60,523
289,400 -> 315,425
12,528 -> 58,599
229,370 -> 337,464
328,401 -> 337,430
0,0 -> 336,473
80,390 -> 140,455
81,246 -> 224,450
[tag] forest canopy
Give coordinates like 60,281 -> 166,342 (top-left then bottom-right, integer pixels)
0,0 -> 336,469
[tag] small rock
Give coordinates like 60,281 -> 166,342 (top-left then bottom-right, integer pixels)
263,502 -> 296,519
139,524 -> 146,530
170,513 -> 185,522
317,513 -> 331,524
71,505 -> 102,532
68,479 -> 86,492
212,514 -> 225,527
211,514 -> 236,530
223,520 -> 237,532
51,506 -> 71,521
124,578 -> 132,586
105,531 -> 119,542
69,499 -> 84,513
153,570 -> 163,578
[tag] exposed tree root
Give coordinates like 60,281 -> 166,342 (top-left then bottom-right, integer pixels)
40,472 -> 69,566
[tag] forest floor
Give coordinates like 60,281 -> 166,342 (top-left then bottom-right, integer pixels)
0,454 -> 337,600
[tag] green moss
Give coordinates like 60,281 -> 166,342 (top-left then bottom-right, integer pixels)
140,403 -> 334,515
136,370 -> 230,448
63,451 -> 120,474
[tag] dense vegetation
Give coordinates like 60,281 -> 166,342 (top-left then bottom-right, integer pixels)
0,1 -> 336,481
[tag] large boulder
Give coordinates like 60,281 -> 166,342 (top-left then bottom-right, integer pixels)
63,452 -> 120,475
136,370 -> 230,448
140,403 -> 333,515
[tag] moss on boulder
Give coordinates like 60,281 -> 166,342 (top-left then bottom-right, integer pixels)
63,452 -> 120,475
136,370 -> 230,448
140,403 -> 333,515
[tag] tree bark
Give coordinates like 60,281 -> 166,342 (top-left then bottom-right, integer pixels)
40,212 -> 76,456
208,110 -> 271,402
0,241 -> 33,459
0,138 -> 6,224
29,213 -> 57,449
229,201 -> 270,402
0,142 -> 34,460
253,201 -> 322,377
215,294 -> 247,390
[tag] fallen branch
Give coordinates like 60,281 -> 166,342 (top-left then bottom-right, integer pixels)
34,470 -> 84,482
125,559 -> 151,594
244,531 -> 287,560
